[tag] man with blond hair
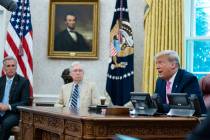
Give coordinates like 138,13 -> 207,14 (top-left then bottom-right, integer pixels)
155,50 -> 206,114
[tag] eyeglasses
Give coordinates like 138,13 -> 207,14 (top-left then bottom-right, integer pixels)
72,69 -> 83,73
6,64 -> 16,68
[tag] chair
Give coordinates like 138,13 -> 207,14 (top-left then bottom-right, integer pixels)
10,96 -> 34,140
199,75 -> 210,108
61,68 -> 73,84
11,126 -> 20,140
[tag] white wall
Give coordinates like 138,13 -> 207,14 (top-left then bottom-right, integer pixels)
0,0 -> 145,103
0,7 -> 9,72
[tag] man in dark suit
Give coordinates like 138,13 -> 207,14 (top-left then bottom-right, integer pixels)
54,14 -> 91,52
154,50 -> 206,114
0,56 -> 30,140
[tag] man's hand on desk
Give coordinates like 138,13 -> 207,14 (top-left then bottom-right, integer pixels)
0,103 -> 10,111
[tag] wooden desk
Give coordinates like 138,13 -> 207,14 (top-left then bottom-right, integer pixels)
18,106 -> 199,140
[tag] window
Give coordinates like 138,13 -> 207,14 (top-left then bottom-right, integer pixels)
185,0 -> 210,79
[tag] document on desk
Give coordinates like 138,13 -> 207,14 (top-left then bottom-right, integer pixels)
167,109 -> 195,117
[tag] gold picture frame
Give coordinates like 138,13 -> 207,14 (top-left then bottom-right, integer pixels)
48,0 -> 99,59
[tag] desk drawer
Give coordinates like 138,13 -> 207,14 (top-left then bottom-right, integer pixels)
34,114 -> 64,133
65,120 -> 82,136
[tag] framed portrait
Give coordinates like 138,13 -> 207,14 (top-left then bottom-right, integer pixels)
48,0 -> 99,59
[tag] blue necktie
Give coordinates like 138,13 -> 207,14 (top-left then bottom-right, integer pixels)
70,84 -> 79,111
0,79 -> 12,116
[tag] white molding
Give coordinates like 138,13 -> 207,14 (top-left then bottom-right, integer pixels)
195,5 -> 210,8
33,94 -> 58,98
185,40 -> 194,72
183,0 -> 192,69
185,36 -> 210,40
184,0 -> 192,38
193,72 -> 210,74
33,94 -> 58,103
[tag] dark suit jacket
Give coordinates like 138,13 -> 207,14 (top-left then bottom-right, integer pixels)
155,69 -> 206,114
0,74 -> 30,113
187,109 -> 210,140
54,29 -> 91,52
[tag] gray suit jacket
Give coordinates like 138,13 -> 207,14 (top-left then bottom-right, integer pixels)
55,81 -> 100,111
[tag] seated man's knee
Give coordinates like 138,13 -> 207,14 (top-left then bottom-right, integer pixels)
1,116 -> 19,131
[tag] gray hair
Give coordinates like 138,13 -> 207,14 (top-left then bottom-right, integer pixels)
3,56 -> 17,65
70,61 -> 84,72
155,50 -> 180,67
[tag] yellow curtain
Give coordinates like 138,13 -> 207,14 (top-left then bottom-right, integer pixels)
143,0 -> 184,94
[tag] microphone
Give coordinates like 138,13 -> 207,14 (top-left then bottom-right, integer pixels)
0,0 -> 17,12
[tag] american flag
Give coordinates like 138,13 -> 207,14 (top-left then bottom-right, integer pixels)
4,0 -> 33,96
110,43 -> 117,56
